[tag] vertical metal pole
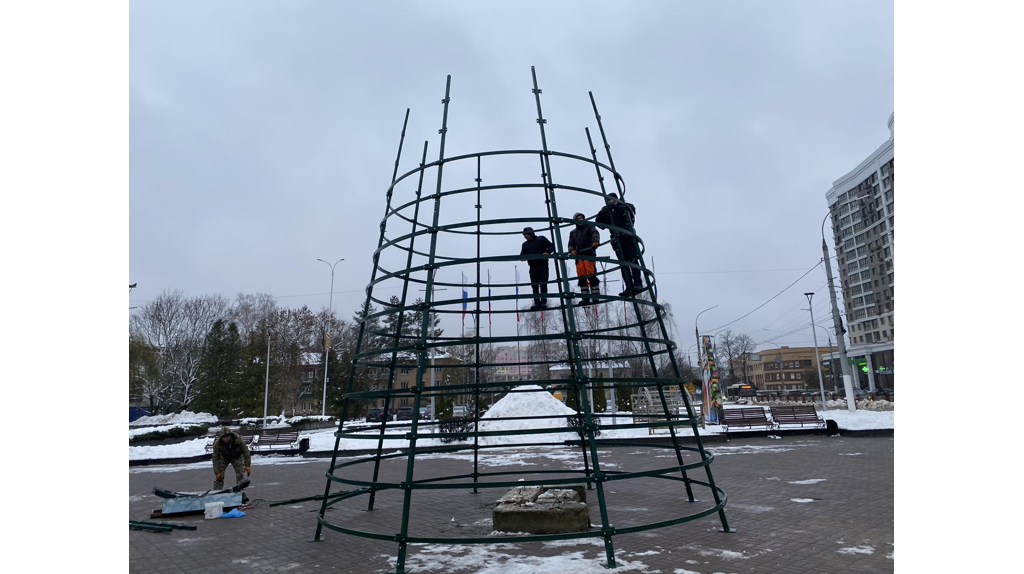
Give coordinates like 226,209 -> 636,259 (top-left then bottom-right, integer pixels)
531,67 -> 618,567
805,293 -> 828,408
394,75 -> 452,574
319,258 -> 344,417
591,92 -> 730,528
588,104 -> 696,503
367,135 -> 427,513
822,214 -> 855,413
313,109 -> 410,542
472,155 -> 483,494
515,268 -> 522,380
323,270 -> 333,416
263,335 -> 271,430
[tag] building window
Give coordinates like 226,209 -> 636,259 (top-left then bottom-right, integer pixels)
401,367 -> 410,375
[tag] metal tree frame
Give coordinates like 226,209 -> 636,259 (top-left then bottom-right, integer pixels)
312,68 -> 732,573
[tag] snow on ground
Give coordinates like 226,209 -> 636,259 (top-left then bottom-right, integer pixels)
820,408 -> 893,430
128,392 -> 891,462
392,543 -> 657,573
130,437 -> 209,460
837,546 -> 875,555
130,411 -> 218,427
129,423 -> 204,440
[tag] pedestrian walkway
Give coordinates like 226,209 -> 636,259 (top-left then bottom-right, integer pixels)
129,436 -> 894,573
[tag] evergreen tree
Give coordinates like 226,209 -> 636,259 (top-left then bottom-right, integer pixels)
192,320 -> 243,417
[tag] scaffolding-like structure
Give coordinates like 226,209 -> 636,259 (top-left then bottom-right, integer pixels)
313,68 -> 732,572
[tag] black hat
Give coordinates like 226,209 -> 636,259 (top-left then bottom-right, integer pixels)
573,212 -> 585,220
608,193 -> 619,200
523,227 -> 535,235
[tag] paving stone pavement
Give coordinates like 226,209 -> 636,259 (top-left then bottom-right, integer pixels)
129,435 -> 893,573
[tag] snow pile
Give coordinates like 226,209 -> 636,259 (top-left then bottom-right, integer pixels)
128,423 -> 205,440
478,385 -> 579,446
130,437 -> 209,460
130,411 -> 218,427
821,408 -> 894,430
285,414 -> 334,424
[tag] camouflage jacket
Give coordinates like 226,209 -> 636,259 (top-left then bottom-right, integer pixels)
212,430 -> 252,467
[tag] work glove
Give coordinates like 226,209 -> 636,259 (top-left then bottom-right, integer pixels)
216,473 -> 224,481
245,466 -> 251,476
592,242 -> 599,248
570,249 -> 577,255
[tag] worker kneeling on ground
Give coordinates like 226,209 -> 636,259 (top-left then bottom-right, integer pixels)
212,426 -> 251,490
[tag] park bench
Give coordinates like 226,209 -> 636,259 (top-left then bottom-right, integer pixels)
769,405 -> 825,429
720,407 -> 772,432
631,387 -> 700,434
204,432 -> 256,453
252,430 -> 300,451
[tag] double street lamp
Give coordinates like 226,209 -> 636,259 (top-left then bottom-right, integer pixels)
317,258 -> 345,417
804,293 -> 829,408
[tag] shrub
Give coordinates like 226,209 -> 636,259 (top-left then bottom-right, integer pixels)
566,414 -> 601,437
437,419 -> 473,444
129,424 -> 210,444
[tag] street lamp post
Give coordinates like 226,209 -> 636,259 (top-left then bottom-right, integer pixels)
317,258 -> 345,417
263,335 -> 272,431
804,293 -> 829,409
822,213 -> 856,412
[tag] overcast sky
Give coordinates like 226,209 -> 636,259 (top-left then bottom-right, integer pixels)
129,1 -> 893,358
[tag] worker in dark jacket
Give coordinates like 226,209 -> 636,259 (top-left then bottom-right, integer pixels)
520,227 -> 555,311
595,193 -> 642,296
567,212 -> 601,305
212,426 -> 252,490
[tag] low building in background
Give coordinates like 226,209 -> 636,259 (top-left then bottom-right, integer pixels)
747,346 -> 838,392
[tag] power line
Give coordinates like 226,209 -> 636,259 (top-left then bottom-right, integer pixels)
707,262 -> 823,334
656,267 -> 812,275
759,281 -> 828,330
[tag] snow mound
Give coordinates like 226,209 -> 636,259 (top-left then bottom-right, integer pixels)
129,423 -> 205,440
478,385 -> 578,446
130,411 -> 219,427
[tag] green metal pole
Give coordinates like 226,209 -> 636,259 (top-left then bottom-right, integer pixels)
394,74 -> 452,574
472,155 -> 482,494
591,92 -> 732,532
367,137 -> 429,512
313,108 -> 410,542
531,66 -> 617,569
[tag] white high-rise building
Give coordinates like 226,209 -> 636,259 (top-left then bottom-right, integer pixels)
824,113 -> 894,390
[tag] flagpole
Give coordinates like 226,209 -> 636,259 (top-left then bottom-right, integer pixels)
515,266 -> 522,381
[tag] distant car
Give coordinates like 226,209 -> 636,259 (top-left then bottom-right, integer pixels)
365,408 -> 387,423
452,405 -> 469,419
419,407 -> 433,420
869,388 -> 894,399
837,387 -> 869,399
396,407 -> 415,421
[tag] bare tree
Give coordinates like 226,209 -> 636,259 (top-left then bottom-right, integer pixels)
130,290 -> 230,412
732,333 -> 758,385
229,293 -> 278,341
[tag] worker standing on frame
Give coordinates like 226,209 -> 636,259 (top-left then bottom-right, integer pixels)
520,227 -> 555,311
567,212 -> 601,305
595,193 -> 641,296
